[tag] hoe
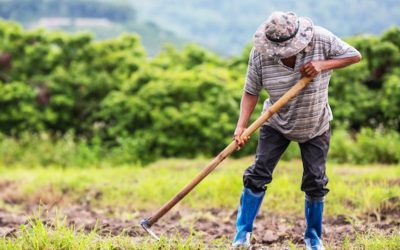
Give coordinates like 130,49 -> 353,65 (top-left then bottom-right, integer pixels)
140,76 -> 313,240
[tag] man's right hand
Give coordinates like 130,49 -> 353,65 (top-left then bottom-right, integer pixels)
233,126 -> 250,150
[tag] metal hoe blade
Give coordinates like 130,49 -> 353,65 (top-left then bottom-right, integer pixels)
140,219 -> 160,240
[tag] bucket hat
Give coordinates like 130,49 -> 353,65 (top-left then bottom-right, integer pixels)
254,11 -> 314,59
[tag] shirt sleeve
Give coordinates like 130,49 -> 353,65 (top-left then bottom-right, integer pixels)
327,33 -> 361,59
243,47 -> 263,96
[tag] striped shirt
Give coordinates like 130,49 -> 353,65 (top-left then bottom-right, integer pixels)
244,26 -> 361,142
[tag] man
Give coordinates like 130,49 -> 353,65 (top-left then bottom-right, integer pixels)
232,11 -> 361,249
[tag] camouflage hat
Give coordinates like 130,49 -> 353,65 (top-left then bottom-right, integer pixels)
253,11 -> 314,59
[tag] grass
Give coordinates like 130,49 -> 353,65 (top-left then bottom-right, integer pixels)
1,217 -> 399,249
0,214 -> 218,250
0,157 -> 399,249
0,157 -> 398,216
353,232 -> 400,250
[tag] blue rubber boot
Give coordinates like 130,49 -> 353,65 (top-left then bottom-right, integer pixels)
304,196 -> 325,250
232,188 -> 265,248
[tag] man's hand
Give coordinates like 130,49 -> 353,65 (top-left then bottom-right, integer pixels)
300,61 -> 325,77
300,56 -> 362,78
234,91 -> 258,150
233,126 -> 250,150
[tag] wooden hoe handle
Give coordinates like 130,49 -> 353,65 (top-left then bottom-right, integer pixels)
141,77 -> 313,233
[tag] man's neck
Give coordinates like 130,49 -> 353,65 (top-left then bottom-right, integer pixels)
281,55 -> 296,69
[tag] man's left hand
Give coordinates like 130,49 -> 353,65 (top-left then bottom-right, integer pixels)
300,61 -> 325,77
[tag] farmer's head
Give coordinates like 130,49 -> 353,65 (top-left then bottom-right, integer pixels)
253,11 -> 314,60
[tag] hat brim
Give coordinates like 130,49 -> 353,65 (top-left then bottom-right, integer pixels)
253,17 -> 314,59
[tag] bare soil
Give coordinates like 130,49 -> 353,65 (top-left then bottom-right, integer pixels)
0,203 -> 399,249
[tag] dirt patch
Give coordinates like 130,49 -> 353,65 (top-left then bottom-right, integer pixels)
0,204 -> 399,249
0,180 -> 25,205
0,209 -> 28,237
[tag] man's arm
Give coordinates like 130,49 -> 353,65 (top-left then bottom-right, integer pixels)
301,29 -> 362,77
300,55 -> 362,77
235,48 -> 263,147
234,91 -> 259,147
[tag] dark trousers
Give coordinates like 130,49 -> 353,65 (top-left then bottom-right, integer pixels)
243,125 -> 330,198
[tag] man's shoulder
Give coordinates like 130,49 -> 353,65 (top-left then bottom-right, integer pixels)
251,47 -> 274,64
313,26 -> 336,42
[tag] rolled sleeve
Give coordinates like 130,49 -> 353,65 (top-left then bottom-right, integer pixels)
244,48 -> 263,96
328,34 -> 361,59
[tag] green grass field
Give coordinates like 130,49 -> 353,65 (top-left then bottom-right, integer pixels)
0,157 -> 399,249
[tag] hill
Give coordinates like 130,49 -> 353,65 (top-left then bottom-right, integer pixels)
0,0 -> 186,56
130,0 -> 400,55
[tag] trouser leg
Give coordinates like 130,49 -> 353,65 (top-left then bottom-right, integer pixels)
299,128 -> 331,250
243,125 -> 290,193
299,127 -> 330,198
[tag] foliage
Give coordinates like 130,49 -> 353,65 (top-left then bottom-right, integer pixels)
328,27 -> 400,131
0,21 -> 400,164
1,128 -> 399,167
329,128 -> 400,164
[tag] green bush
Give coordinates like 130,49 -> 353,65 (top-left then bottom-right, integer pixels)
329,128 -> 400,164
1,127 -> 399,167
329,128 -> 357,163
0,20 -> 399,165
353,128 -> 400,164
0,132 -> 101,167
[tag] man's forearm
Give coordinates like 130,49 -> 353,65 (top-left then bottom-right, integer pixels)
301,55 -> 362,77
236,91 -> 259,128
321,55 -> 362,71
